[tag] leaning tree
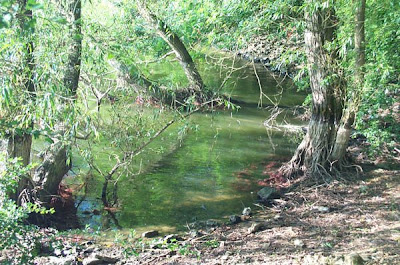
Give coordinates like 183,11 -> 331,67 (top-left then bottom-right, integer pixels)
135,0 -> 210,104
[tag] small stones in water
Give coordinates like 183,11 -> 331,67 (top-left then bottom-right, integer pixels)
229,215 -> 242,224
293,239 -> 305,248
142,230 -> 159,238
242,207 -> 252,216
188,219 -> 219,230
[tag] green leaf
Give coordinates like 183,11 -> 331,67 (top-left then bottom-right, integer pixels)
26,0 -> 43,10
107,53 -> 115,59
2,87 -> 10,106
52,17 -> 68,25
32,130 -> 41,139
0,43 -> 11,53
44,137 -> 54,144
73,34 -> 83,41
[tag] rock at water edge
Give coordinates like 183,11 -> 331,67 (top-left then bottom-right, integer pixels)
257,187 -> 280,202
142,230 -> 159,238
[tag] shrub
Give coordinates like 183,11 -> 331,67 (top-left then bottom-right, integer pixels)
0,156 -> 50,264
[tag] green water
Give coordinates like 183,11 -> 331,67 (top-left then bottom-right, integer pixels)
74,56 -> 305,233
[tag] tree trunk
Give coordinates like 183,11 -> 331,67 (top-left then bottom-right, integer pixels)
135,1 -> 205,93
6,0 -> 36,201
33,143 -> 71,205
6,134 -> 32,201
284,2 -> 340,177
330,0 -> 365,162
7,135 -> 32,169
13,0 -> 36,163
63,0 -> 82,96
31,0 -> 83,205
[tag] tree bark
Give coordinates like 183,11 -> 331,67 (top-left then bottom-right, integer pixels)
12,0 -> 35,165
6,0 -> 36,201
33,143 -> 71,205
63,0 -> 82,97
135,1 -> 205,93
330,0 -> 365,162
284,2 -> 340,177
30,0 -> 83,205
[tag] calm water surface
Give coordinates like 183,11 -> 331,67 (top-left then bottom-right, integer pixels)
74,56 -> 305,233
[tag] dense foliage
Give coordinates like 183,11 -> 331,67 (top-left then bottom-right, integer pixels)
0,157 -> 53,264
356,0 -> 400,153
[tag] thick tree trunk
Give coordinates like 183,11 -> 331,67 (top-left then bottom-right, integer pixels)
135,1 -> 205,93
6,134 -> 32,201
7,135 -> 32,169
30,0 -> 82,205
13,0 -> 35,164
331,0 -> 365,162
284,2 -> 340,177
6,0 -> 36,201
33,143 -> 71,205
63,0 -> 82,96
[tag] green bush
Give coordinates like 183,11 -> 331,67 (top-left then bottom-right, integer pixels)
0,156 -> 50,264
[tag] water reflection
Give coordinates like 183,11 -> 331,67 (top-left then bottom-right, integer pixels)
77,56 -> 305,232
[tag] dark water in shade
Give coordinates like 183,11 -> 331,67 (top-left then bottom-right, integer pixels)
72,55 -> 305,233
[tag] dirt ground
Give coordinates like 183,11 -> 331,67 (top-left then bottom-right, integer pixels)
123,167 -> 399,265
